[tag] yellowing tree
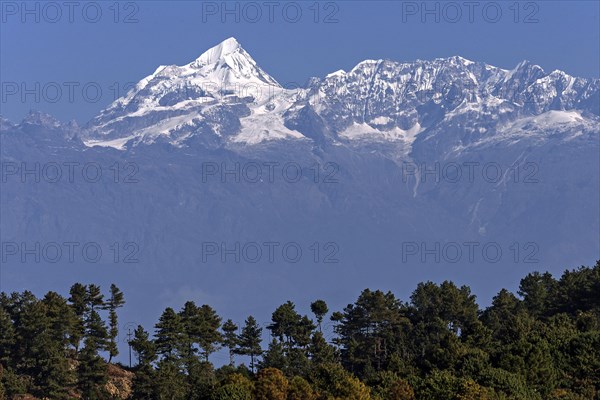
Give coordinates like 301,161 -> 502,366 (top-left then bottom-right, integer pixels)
255,368 -> 289,400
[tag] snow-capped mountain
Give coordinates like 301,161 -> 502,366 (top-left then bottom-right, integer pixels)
82,37 -> 599,154
1,38 -> 598,346
87,37 -> 301,148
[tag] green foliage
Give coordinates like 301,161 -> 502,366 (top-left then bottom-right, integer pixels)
154,359 -> 188,400
179,302 -> 222,363
261,339 -> 287,371
213,373 -> 254,400
235,316 -> 263,373
310,363 -> 371,400
155,307 -> 186,361
368,371 -> 415,400
308,332 -> 337,366
0,307 -> 15,366
288,376 -> 317,400
131,364 -> 156,400
187,359 -> 217,400
197,304 -> 223,361
84,309 -> 109,352
222,319 -> 240,367
86,284 -> 104,312
0,365 -> 27,398
332,289 -> 410,377
213,382 -> 253,400
103,284 -> 125,363
268,301 -> 314,349
1,261 -> 599,400
130,325 -> 157,399
415,371 -> 494,400
387,378 -> 415,400
68,283 -> 87,351
310,300 -> 329,332
129,325 -> 157,366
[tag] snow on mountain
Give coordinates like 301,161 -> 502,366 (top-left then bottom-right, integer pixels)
81,37 -> 599,152
188,37 -> 280,86
86,37 -> 296,147
496,110 -> 599,141
0,116 -> 14,131
303,56 -> 598,146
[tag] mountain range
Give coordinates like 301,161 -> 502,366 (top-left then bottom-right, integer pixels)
1,38 -> 598,361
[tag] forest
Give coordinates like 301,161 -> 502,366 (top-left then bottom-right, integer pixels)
0,261 -> 598,399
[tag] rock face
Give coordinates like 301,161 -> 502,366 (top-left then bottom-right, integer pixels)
105,364 -> 134,400
0,363 -> 133,399
1,38 -> 598,353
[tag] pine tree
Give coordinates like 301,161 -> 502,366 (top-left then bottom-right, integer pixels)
77,343 -> 108,400
0,365 -> 28,398
310,300 -> 329,333
10,291 -> 40,363
85,309 -> 109,351
518,272 -> 557,317
332,289 -> 407,376
103,284 -> 125,363
236,316 -> 263,373
40,292 -> 77,398
77,308 -> 109,399
18,297 -> 73,398
0,306 -> 15,365
130,325 -> 157,366
294,316 -> 316,349
260,339 -> 287,371
155,359 -> 189,400
179,301 -> 200,363
76,287 -> 109,398
179,302 -> 222,363
68,283 -> 87,315
68,283 -> 87,352
196,304 -> 222,362
268,301 -> 301,347
308,331 -> 337,365
268,302 -> 315,358
132,363 -> 156,400
86,284 -> 104,313
222,319 -> 239,367
186,358 -> 216,400
155,307 -> 185,362
129,325 -> 157,399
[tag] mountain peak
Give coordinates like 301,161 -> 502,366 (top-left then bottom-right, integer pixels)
185,37 -> 279,87
192,37 -> 243,66
21,110 -> 62,128
87,43 -> 599,149
514,59 -> 544,73
0,115 -> 15,130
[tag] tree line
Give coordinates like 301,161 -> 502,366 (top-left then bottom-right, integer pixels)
0,261 -> 599,399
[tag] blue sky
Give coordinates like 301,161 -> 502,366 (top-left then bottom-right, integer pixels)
1,0 -> 599,123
